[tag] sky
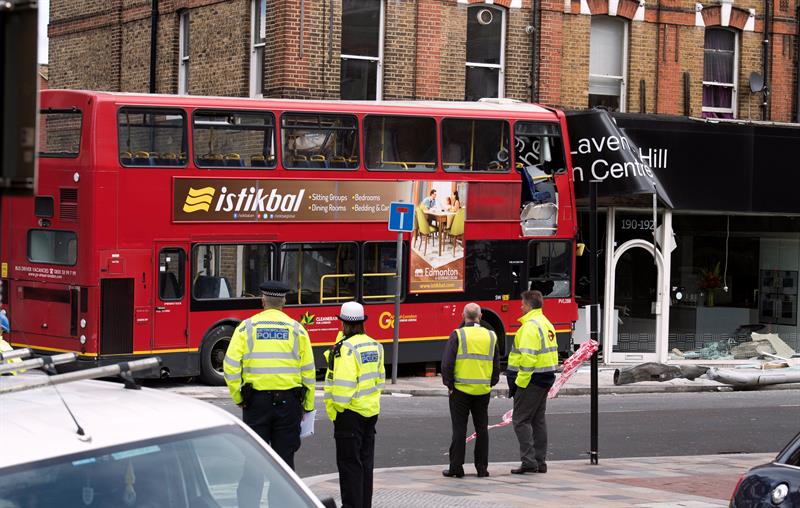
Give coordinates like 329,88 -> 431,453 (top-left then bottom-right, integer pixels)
38,0 -> 49,64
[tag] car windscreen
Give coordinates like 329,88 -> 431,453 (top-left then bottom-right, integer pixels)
0,426 -> 318,508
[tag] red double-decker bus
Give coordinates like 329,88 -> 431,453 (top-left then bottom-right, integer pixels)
1,90 -> 577,384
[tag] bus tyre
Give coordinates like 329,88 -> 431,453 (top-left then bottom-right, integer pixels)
200,325 -> 234,386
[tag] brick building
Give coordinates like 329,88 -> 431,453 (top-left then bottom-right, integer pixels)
48,0 -> 799,122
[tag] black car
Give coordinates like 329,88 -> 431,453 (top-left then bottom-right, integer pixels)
730,431 -> 800,507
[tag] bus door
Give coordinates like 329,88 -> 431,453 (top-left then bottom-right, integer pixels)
153,243 -> 189,349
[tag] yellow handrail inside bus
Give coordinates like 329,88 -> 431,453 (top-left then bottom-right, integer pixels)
362,272 -> 397,300
320,273 -> 356,304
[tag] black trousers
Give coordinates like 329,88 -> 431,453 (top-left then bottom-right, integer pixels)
512,384 -> 548,468
448,389 -> 490,474
242,389 -> 303,469
334,409 -> 378,508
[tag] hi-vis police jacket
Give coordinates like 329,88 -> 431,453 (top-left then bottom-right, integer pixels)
323,333 -> 385,421
507,308 -> 558,389
453,326 -> 497,396
224,308 -> 316,411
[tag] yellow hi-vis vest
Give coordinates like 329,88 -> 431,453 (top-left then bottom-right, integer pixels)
223,308 -> 316,411
323,333 -> 385,421
0,337 -> 22,375
453,326 -> 496,396
507,308 -> 558,389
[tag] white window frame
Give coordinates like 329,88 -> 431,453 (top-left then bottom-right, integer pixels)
588,16 -> 628,112
339,0 -> 385,100
178,11 -> 190,95
465,5 -> 506,99
702,28 -> 739,118
250,0 -> 267,98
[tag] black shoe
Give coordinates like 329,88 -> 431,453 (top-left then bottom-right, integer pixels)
510,464 -> 538,474
537,463 -> 547,473
442,469 -> 464,478
476,469 -> 490,478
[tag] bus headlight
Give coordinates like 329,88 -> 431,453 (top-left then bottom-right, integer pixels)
80,318 -> 86,328
79,335 -> 87,345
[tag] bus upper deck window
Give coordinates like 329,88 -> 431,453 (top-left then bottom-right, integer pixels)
281,113 -> 359,170
194,110 -> 277,169
513,122 -> 565,175
442,118 -> 510,172
38,110 -> 82,158
118,108 -> 187,168
364,116 -> 437,171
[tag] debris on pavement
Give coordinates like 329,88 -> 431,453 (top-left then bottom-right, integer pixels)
705,366 -> 800,386
613,362 -> 709,385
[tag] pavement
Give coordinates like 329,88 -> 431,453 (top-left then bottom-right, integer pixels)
304,453 -> 772,507
162,365 -> 800,400
158,368 -> 797,506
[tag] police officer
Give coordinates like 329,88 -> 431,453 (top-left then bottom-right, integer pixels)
441,303 -> 499,478
223,280 -> 316,470
324,301 -> 384,508
507,289 -> 558,474
0,311 -> 22,374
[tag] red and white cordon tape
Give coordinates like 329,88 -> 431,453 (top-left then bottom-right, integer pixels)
464,339 -> 599,443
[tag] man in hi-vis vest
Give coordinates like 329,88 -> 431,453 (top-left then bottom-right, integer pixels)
224,280 -> 316,470
324,301 -> 385,508
441,302 -> 499,478
507,289 -> 558,475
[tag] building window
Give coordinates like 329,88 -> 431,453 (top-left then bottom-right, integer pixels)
340,0 -> 384,100
178,11 -> 190,95
702,28 -> 738,119
250,0 -> 266,97
589,16 -> 627,111
465,6 -> 506,101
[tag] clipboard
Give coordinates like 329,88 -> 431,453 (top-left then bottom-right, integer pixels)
300,409 -> 316,439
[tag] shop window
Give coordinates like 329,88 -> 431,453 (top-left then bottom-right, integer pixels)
465,5 -> 505,101
178,11 -> 190,95
158,248 -> 185,301
250,0 -> 267,97
340,0 -> 384,100
280,243 -> 357,305
193,110 -> 276,169
364,115 -> 436,171
702,28 -> 738,119
38,110 -> 82,158
27,229 -> 77,265
442,118 -> 510,172
281,113 -> 359,169
589,16 -> 628,111
192,244 -> 274,300
362,242 -> 399,303
118,108 -> 187,167
527,241 -> 571,297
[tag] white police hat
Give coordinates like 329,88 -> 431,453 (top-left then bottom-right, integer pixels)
338,301 -> 367,322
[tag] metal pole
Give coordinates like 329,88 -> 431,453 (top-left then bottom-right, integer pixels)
589,180 -> 599,465
391,231 -> 402,384
0,352 -> 76,374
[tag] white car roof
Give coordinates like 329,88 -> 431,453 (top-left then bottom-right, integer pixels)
0,374 -> 238,468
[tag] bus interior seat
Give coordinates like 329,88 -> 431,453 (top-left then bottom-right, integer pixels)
159,152 -> 179,166
120,151 -> 133,164
194,275 -> 233,299
290,155 -> 310,168
198,154 -> 224,165
159,271 -> 181,299
309,154 -> 327,168
520,202 -> 558,237
133,151 -> 153,165
251,154 -> 268,167
224,153 -> 244,167
331,155 -> 348,168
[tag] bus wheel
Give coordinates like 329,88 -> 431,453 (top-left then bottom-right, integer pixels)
200,325 -> 233,386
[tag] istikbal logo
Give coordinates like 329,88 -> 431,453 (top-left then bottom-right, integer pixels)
183,187 -> 216,213
183,185 -> 306,214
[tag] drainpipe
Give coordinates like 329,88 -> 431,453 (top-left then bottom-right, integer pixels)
761,0 -> 771,120
654,0 -> 661,113
796,2 -> 800,122
149,0 -> 158,93
529,0 -> 541,103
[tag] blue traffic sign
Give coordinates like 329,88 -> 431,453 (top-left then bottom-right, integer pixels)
388,202 -> 415,232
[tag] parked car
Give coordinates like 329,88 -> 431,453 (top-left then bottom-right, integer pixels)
730,430 -> 800,507
0,368 -> 334,508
